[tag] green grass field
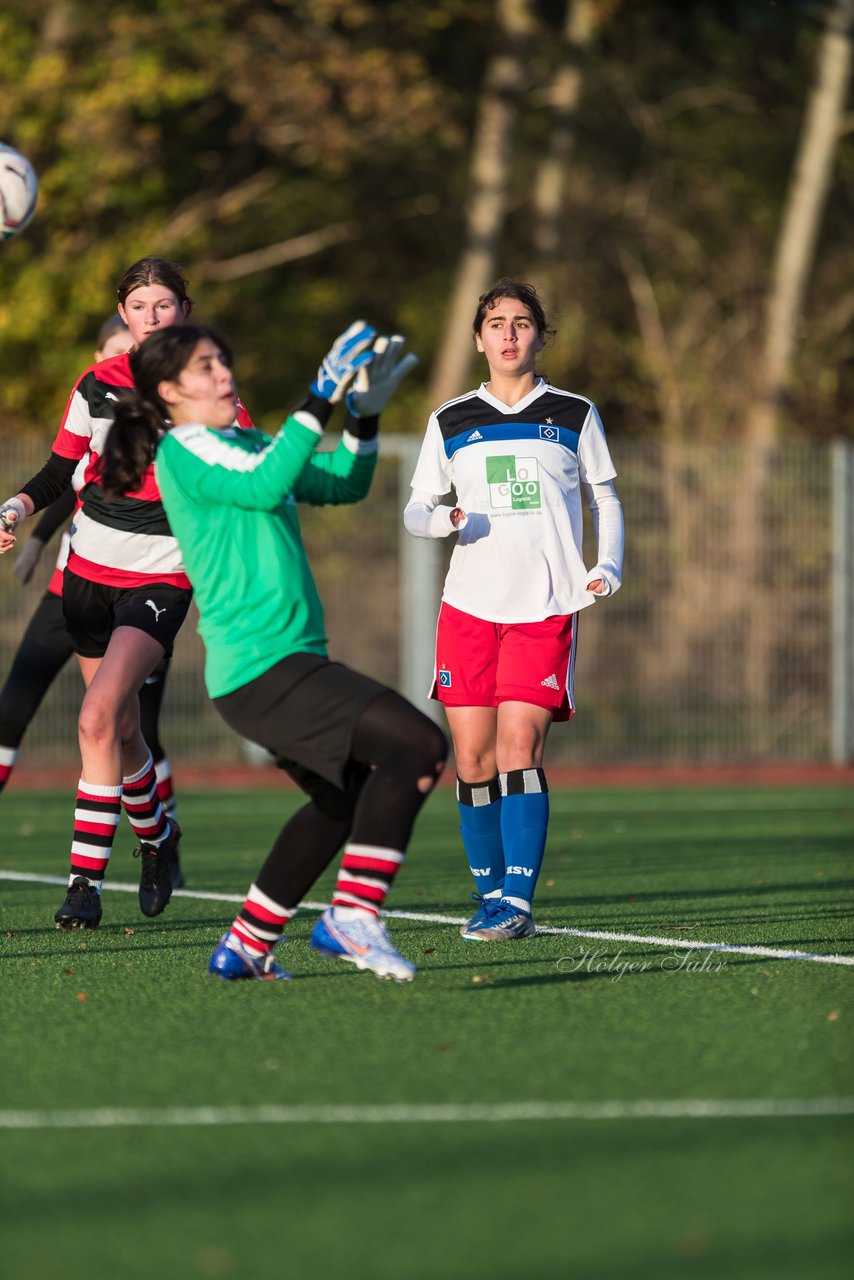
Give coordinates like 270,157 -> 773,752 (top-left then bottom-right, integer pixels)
1,784 -> 852,1280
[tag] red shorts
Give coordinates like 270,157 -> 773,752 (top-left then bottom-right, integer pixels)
431,602 -> 577,721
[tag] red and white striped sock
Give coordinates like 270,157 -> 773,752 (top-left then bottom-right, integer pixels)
69,779 -> 123,887
122,755 -> 169,847
0,745 -> 18,793
153,756 -> 177,821
331,843 -> 406,920
229,884 -> 295,959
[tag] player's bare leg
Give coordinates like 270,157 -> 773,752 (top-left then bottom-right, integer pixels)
55,629 -> 177,928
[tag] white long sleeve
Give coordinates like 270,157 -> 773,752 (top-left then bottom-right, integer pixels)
583,480 -> 624,596
403,488 -> 464,539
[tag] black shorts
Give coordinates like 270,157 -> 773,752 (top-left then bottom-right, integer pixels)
61,570 -> 192,659
213,652 -> 388,790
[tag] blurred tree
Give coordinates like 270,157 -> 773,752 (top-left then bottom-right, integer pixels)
746,0 -> 854,445
426,0 -> 538,408
0,0 -> 474,428
0,0 -> 849,446
736,0 -> 853,717
532,0 -> 612,308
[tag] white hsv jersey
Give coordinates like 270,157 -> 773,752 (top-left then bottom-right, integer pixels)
410,379 -> 617,622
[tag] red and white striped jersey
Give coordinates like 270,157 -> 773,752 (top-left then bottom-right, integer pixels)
50,352 -> 253,591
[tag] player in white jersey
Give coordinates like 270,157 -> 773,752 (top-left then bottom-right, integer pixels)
404,279 -> 624,940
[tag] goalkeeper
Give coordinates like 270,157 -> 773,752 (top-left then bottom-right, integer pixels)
106,319 -> 447,983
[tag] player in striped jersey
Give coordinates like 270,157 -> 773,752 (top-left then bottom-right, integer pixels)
404,279 -> 624,941
0,317 -> 182,845
114,320 -> 445,982
0,260 -> 231,928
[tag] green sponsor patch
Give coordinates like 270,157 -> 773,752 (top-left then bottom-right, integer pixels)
486,455 -> 541,509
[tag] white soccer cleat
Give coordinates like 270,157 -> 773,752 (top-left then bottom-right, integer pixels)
310,909 -> 416,982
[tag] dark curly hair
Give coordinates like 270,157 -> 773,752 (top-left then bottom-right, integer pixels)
472,278 -> 552,339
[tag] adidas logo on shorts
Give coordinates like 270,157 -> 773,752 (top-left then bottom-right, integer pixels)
540,673 -> 560,690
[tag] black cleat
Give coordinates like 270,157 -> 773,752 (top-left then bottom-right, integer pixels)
134,818 -> 180,918
54,877 -> 103,930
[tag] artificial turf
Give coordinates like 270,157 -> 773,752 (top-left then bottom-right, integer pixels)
1,785 -> 852,1279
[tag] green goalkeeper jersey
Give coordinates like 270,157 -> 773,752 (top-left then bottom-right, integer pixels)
155,413 -> 378,698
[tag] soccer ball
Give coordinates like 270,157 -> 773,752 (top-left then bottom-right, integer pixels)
0,143 -> 38,242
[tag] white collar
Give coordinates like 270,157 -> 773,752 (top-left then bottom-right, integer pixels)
477,377 -> 546,414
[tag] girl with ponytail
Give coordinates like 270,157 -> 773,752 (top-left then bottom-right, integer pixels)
146,319 -> 441,983
0,261 -> 231,932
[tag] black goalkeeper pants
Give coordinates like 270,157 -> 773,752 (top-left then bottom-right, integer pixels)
215,657 -> 449,910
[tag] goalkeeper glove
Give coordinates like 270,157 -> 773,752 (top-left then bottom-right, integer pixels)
310,321 -> 377,403
346,335 -> 419,417
12,536 -> 45,583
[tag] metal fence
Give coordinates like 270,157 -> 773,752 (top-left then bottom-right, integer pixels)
1,436 -> 852,766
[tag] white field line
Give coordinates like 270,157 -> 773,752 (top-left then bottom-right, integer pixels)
0,1097 -> 852,1131
3,869 -> 853,969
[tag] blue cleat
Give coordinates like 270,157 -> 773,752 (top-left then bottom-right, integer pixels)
460,897 -> 536,941
310,909 -> 415,982
458,892 -> 502,937
208,933 -> 291,981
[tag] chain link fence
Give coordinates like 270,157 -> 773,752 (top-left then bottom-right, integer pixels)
1,436 -> 851,766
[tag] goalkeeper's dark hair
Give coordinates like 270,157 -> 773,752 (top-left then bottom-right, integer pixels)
100,324 -> 232,496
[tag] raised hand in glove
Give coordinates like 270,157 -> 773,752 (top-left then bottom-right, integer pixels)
346,335 -> 419,418
310,321 -> 377,403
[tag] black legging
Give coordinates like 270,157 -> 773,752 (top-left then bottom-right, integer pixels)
255,690 -> 448,909
0,593 -> 73,750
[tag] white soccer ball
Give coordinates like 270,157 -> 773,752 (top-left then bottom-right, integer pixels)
0,143 -> 38,242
